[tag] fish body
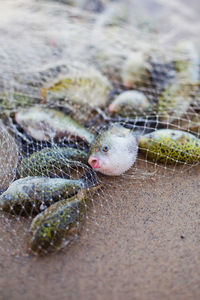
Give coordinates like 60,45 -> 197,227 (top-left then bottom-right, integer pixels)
122,52 -> 151,88
15,106 -> 94,144
173,41 -> 199,84
0,122 -> 19,190
0,93 -> 40,112
88,124 -> 138,176
0,176 -> 86,215
42,67 -> 111,108
18,147 -> 88,178
29,188 -> 96,255
157,81 -> 192,122
108,90 -> 150,116
138,129 -> 200,164
157,42 -> 199,121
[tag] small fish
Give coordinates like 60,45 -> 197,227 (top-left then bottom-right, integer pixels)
108,90 -> 151,116
173,41 -> 199,84
157,81 -> 193,122
18,147 -> 89,178
0,93 -> 40,112
41,67 -> 111,108
0,122 -> 19,190
0,176 -> 88,216
122,52 -> 151,88
29,187 -> 97,255
138,129 -> 200,164
157,41 -> 199,121
88,124 -> 138,176
15,106 -> 95,144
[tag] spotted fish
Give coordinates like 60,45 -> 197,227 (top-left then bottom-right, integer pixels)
0,176 -> 88,216
138,129 -> 200,164
18,147 -> 89,178
29,187 -> 98,255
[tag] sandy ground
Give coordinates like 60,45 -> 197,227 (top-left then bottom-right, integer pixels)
0,163 -> 200,300
1,1 -> 200,300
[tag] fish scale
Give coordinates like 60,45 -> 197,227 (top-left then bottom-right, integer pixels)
29,187 -> 98,255
18,147 -> 89,178
0,176 -> 86,216
15,106 -> 95,144
138,129 -> 200,164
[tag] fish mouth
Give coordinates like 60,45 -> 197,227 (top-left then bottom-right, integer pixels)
108,103 -> 114,113
88,157 -> 100,169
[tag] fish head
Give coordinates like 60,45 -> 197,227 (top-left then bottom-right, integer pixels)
108,96 -> 127,114
88,124 -> 138,176
109,90 -> 149,114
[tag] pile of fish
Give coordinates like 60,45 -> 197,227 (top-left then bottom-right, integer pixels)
0,0 -> 200,255
0,133 -> 100,254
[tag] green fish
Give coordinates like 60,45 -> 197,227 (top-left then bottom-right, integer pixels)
157,81 -> 193,122
15,106 -> 95,144
157,41 -> 199,122
41,66 -> 111,108
18,147 -> 89,178
0,176 -> 89,216
122,51 -> 151,88
173,40 -> 199,84
138,129 -> 200,164
0,93 -> 41,113
29,187 -> 98,255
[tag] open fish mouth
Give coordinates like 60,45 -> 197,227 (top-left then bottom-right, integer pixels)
88,157 -> 100,169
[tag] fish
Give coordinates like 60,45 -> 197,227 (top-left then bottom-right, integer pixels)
0,121 -> 19,190
88,124 -> 138,176
15,106 -> 95,144
0,176 -> 89,216
18,147 -> 89,178
108,90 -> 151,116
41,66 -> 111,108
28,187 -> 98,255
171,114 -> 200,134
157,81 -> 193,122
173,40 -> 199,84
0,93 -> 41,112
138,129 -> 200,164
157,41 -> 199,122
122,52 -> 151,88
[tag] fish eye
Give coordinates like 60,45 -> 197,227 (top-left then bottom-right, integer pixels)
101,145 -> 109,152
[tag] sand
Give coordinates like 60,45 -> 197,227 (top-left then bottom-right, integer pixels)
0,164 -> 200,300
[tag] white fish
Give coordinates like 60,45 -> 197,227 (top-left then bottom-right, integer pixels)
88,124 -> 138,176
